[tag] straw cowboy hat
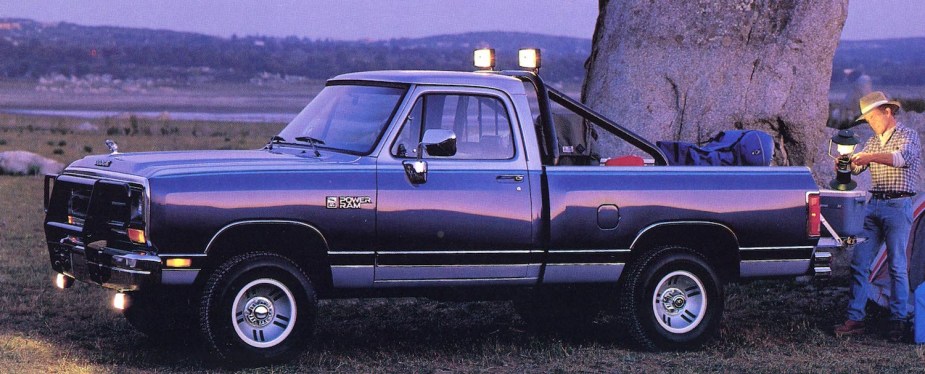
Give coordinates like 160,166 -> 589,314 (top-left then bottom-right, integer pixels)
856,91 -> 901,122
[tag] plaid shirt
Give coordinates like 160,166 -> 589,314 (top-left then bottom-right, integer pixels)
853,123 -> 921,193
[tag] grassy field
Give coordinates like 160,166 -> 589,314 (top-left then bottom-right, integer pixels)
2,114 -> 925,373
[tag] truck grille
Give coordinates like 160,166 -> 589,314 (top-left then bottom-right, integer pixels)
46,174 -> 146,246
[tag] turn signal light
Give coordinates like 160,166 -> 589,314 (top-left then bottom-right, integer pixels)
127,228 -> 147,244
165,258 -> 192,268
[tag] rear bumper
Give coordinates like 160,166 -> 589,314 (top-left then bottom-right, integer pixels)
49,238 -> 162,292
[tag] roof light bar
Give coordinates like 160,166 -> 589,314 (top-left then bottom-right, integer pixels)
474,48 -> 496,70
518,48 -> 541,70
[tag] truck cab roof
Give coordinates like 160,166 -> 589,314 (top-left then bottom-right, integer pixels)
331,70 -> 527,95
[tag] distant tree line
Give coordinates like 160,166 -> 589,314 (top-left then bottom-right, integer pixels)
0,19 -> 590,85
3,19 -> 922,88
831,38 -> 925,86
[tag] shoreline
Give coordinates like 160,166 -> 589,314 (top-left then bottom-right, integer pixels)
0,109 -> 296,124
0,80 -> 321,114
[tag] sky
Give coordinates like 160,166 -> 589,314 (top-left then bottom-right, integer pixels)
0,1 -> 922,41
0,0 -> 598,40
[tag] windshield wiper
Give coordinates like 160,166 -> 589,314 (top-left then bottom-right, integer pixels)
266,135 -> 286,150
294,136 -> 325,157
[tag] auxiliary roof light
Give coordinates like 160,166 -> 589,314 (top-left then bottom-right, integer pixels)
473,48 -> 496,70
518,48 -> 541,70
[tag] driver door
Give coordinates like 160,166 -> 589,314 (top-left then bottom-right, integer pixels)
375,87 -> 536,284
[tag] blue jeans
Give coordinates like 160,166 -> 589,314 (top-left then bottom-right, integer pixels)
847,196 -> 913,322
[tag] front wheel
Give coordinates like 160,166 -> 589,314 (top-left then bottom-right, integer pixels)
620,246 -> 723,350
199,252 -> 316,365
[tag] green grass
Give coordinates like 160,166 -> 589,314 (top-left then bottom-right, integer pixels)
2,114 -> 925,372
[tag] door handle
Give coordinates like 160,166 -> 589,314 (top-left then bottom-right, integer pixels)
496,174 -> 524,182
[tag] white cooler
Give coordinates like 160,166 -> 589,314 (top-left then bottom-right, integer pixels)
820,189 -> 868,238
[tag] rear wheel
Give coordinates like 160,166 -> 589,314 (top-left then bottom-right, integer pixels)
200,252 -> 316,365
620,246 -> 723,350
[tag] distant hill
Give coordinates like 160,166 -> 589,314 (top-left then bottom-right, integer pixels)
0,18 -> 590,85
2,18 -> 923,88
832,38 -> 925,86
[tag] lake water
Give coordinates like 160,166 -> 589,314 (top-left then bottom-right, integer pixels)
1,109 -> 297,123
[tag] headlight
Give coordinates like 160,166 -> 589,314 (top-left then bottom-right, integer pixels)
127,187 -> 148,244
66,187 -> 91,226
129,188 -> 145,224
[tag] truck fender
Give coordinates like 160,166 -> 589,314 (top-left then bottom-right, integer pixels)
629,221 -> 741,283
204,220 -> 333,292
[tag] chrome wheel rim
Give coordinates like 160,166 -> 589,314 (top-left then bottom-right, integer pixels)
232,278 -> 297,348
652,270 -> 706,334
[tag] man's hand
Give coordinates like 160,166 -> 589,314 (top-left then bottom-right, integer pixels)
851,152 -> 894,167
834,155 -> 850,171
850,152 -> 873,167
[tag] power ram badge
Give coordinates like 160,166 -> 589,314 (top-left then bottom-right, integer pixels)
326,196 -> 372,209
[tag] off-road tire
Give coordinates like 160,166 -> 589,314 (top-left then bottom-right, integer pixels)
620,246 -> 723,350
200,252 -> 316,365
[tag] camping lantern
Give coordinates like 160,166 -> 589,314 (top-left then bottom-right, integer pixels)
827,129 -> 860,191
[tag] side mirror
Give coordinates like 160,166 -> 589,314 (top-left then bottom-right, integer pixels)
420,129 -> 457,157
403,129 -> 457,184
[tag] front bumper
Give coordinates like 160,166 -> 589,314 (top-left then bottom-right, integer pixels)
49,237 -> 162,292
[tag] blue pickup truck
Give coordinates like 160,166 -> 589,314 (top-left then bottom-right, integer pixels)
44,64 -> 824,364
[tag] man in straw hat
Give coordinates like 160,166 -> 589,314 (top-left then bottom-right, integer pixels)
834,91 -> 922,342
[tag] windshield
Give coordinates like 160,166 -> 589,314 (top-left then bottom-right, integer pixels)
278,83 -> 407,154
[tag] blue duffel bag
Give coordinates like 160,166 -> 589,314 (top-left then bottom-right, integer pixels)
656,130 -> 774,166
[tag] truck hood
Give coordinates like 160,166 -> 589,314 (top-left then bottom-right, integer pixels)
67,149 -> 362,178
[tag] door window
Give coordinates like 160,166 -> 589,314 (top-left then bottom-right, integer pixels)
391,94 -> 514,160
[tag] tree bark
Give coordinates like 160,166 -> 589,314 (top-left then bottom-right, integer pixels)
583,0 -> 849,167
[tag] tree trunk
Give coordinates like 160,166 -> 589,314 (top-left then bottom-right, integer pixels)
583,0 -> 848,168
